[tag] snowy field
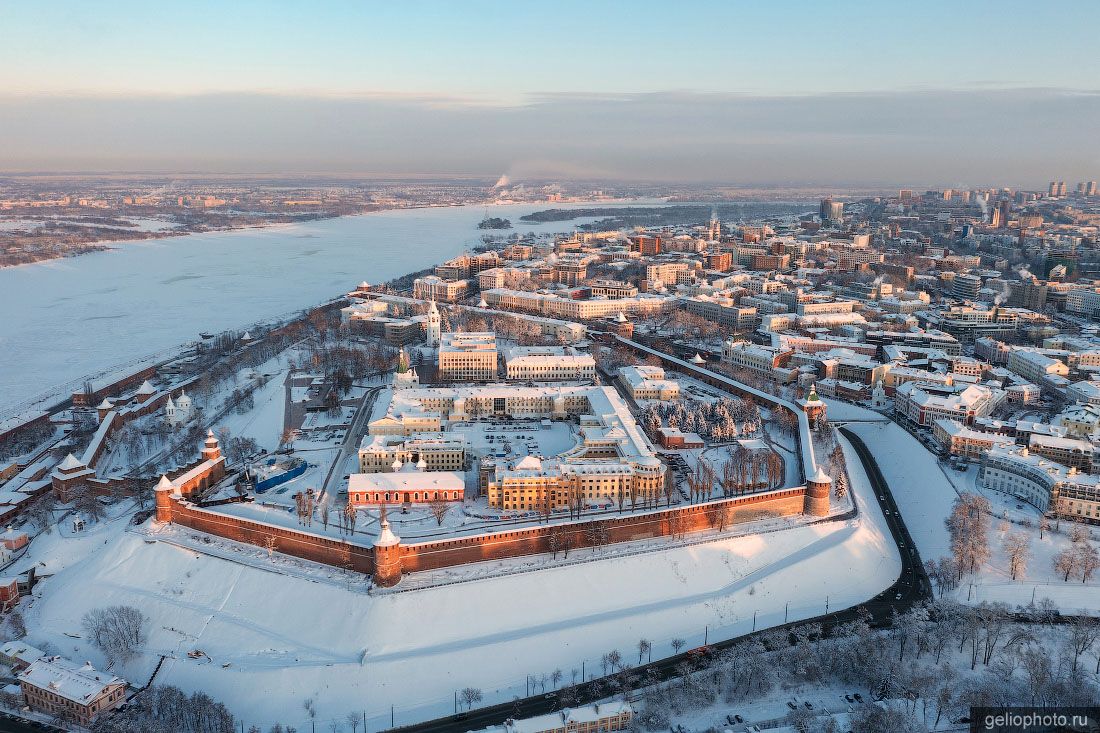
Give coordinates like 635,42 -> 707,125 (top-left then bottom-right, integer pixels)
18,429 -> 899,730
843,421 -> 1100,614
0,201 -> 651,417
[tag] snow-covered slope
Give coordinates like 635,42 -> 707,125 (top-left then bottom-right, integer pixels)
24,458 -> 898,730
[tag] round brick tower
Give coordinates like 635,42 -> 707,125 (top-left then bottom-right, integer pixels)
154,475 -> 175,523
373,517 -> 403,587
804,465 -> 832,517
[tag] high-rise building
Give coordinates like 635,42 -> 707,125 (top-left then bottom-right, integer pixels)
899,189 -> 914,203
990,198 -> 1011,228
1007,280 -> 1048,311
1048,181 -> 1067,197
951,273 -> 982,300
1087,181 -> 1098,196
819,197 -> 844,223
707,211 -> 721,240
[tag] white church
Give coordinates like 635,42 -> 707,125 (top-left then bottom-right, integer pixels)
165,390 -> 194,427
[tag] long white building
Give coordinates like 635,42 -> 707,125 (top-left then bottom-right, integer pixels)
502,345 -> 596,382
483,288 -> 673,320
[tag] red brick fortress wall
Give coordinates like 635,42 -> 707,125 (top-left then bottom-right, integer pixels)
165,498 -> 376,574
399,488 -> 805,573
157,486 -> 806,583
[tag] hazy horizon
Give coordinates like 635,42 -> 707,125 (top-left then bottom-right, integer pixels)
1,1 -> 1098,186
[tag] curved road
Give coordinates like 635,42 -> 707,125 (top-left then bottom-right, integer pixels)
388,427 -> 931,732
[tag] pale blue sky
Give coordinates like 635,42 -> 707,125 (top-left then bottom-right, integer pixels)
0,1 -> 1097,183
2,0 -> 1097,99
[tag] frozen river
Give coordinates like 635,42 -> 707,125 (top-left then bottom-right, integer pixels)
0,201 -> 640,416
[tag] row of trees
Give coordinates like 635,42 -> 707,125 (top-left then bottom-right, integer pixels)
627,600 -> 1100,732
92,685 -> 235,733
943,492 -> 1100,584
642,397 -> 760,443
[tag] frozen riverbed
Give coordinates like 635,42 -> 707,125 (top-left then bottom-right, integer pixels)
0,202 -> 640,415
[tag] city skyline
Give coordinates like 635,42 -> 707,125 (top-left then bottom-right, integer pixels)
1,1 -> 1098,183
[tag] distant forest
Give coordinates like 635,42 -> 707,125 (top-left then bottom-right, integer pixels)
520,203 -> 812,230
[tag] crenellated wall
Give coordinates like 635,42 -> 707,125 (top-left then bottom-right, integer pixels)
156,486 -> 806,584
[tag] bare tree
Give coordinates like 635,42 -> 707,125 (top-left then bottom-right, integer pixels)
459,687 -> 482,711
7,610 -> 26,639
1054,547 -> 1079,582
1070,524 -> 1088,544
945,494 -> 992,576
345,712 -> 360,733
671,638 -> 686,654
427,497 -> 450,526
1067,616 -> 1100,673
1002,531 -> 1031,580
1075,542 -> 1100,583
344,503 -> 358,535
637,638 -> 652,665
82,606 -> 148,664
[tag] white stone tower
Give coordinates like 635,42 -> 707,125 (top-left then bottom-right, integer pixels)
426,299 -> 441,348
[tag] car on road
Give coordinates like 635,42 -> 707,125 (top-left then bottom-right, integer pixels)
844,694 -> 854,702
854,693 -> 864,702
786,701 -> 798,710
895,592 -> 903,600
804,701 -> 813,709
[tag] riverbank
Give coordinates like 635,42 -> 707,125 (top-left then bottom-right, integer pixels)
0,201 -> 661,416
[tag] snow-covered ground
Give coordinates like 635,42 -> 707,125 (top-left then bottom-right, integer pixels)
821,396 -> 891,423
17,424 -> 899,730
213,363 -> 290,454
843,420 -> 1100,615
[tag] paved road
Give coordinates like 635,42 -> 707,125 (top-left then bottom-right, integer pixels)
0,713 -> 64,733
320,386 -> 381,497
386,427 -> 931,733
